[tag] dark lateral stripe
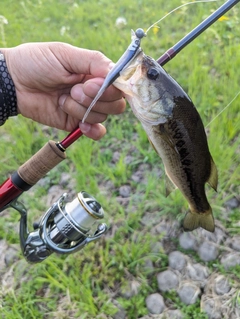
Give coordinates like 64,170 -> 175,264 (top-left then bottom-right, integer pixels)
11,171 -> 32,191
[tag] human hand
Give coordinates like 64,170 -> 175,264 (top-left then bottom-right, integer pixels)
1,42 -> 126,139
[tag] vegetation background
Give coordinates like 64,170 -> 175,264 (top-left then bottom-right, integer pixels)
0,0 -> 239,318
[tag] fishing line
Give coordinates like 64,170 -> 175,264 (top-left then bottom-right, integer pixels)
206,90 -> 240,127
82,0 -> 222,123
145,0 -> 219,34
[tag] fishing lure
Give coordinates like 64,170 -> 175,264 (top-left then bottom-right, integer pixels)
82,28 -> 146,123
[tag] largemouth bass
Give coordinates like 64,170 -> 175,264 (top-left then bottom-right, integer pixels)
113,51 -> 218,232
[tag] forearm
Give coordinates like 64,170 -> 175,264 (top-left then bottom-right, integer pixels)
0,50 -> 18,126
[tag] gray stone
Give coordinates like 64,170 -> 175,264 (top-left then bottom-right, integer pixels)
112,151 -> 120,163
120,280 -> 141,298
146,293 -> 165,314
157,270 -> 179,292
231,236 -> 240,251
179,232 -> 198,251
1,266 -> 15,291
151,242 -> 164,254
195,226 -> 226,245
112,300 -> 126,319
116,196 -> 129,206
155,219 -> 180,238
143,259 -> 155,274
139,310 -> 183,319
141,211 -> 161,227
4,245 -> 19,266
198,241 -> 219,262
187,263 -> 209,285
220,252 -> 240,270
168,251 -> 187,271
0,240 -> 8,272
59,172 -> 71,187
177,283 -> 200,305
214,275 -> 231,295
167,309 -> 183,319
201,299 -> 222,319
124,155 -> 134,165
131,170 -> 143,183
119,185 -> 131,198
224,197 -> 239,209
105,180 -> 115,191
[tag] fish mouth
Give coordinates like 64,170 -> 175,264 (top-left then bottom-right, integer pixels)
114,51 -> 168,126
122,50 -> 144,78
114,51 -> 157,90
113,51 -> 144,92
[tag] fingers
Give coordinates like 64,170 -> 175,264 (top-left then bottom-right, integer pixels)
58,79 -> 126,124
53,43 -> 115,78
59,94 -> 108,124
79,122 -> 106,140
82,78 -> 123,100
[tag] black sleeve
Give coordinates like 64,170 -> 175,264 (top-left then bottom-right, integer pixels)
0,52 -> 18,126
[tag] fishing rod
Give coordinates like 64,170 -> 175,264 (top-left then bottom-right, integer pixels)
0,0 -> 238,263
157,0 -> 240,65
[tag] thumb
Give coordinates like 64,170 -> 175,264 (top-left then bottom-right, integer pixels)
79,122 -> 107,140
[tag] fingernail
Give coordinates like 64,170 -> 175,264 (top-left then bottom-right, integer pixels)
71,85 -> 85,103
79,122 -> 91,133
59,94 -> 68,107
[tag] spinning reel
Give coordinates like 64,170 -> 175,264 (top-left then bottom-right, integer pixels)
10,191 -> 108,263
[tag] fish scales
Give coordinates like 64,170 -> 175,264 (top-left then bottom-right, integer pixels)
114,51 -> 218,232
150,98 -> 211,211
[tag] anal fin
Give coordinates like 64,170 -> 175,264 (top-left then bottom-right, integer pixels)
165,174 -> 177,197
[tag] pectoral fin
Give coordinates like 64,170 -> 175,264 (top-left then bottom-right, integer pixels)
148,125 -> 178,155
207,156 -> 218,192
158,124 -> 179,154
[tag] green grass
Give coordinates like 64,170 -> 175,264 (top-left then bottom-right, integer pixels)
0,0 -> 239,318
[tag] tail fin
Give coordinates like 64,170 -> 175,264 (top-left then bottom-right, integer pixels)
183,208 -> 215,232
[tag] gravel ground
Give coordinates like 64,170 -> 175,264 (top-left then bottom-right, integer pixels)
0,172 -> 239,319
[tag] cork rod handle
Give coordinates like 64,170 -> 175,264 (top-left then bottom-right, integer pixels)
18,140 -> 66,186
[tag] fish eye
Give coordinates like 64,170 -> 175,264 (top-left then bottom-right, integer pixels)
147,68 -> 159,80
